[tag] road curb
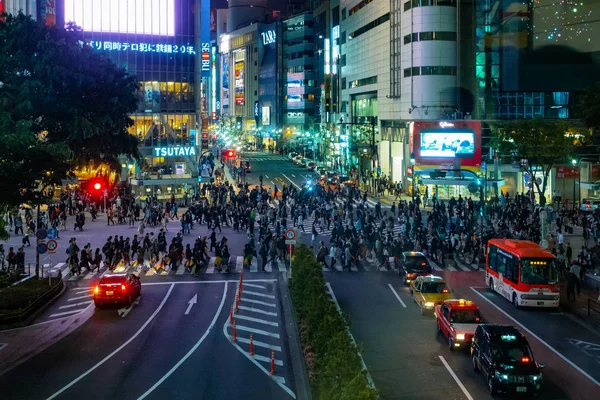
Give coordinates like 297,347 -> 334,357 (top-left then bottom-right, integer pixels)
0,278 -> 67,331
279,273 -> 312,400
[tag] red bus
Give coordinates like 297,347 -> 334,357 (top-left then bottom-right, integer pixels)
486,239 -> 559,308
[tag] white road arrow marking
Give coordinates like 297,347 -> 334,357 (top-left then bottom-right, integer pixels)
118,298 -> 139,318
185,293 -> 198,315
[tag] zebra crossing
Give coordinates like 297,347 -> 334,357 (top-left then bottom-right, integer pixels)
40,253 -> 481,282
243,155 -> 289,162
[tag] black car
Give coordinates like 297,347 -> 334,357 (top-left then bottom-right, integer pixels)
471,325 -> 544,396
397,251 -> 432,284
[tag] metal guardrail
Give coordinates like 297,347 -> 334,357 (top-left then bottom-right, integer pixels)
588,297 -> 600,317
0,279 -> 64,326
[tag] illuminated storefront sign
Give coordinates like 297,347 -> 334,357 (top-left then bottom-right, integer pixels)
64,0 -> 175,36
235,61 -> 245,105
88,41 -> 195,54
324,38 -> 331,75
262,106 -> 271,126
332,26 -> 339,74
153,146 -> 197,157
211,46 -> 217,116
202,42 -> 210,73
261,30 -> 276,45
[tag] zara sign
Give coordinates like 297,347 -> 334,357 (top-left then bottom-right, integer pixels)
261,30 -> 276,45
153,146 -> 197,157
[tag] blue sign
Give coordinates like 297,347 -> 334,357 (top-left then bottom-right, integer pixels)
37,242 -> 48,254
47,228 -> 58,240
88,41 -> 196,55
36,229 -> 47,240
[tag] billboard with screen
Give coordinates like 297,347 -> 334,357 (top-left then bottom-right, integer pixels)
222,56 -> 229,109
64,0 -> 175,36
420,130 -> 475,158
235,61 -> 245,105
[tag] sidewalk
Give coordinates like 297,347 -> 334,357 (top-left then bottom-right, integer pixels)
0,301 -> 94,376
560,277 -> 600,332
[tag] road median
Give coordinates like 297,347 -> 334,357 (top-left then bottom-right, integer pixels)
289,245 -> 378,400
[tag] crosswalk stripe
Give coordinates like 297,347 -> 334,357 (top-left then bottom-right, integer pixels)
236,256 -> 244,273
446,265 -> 457,271
277,260 -> 286,272
264,261 -> 272,272
454,260 -> 471,271
206,257 -> 216,274
250,257 -> 258,273
176,262 -> 187,275
83,271 -> 97,280
145,267 -> 157,276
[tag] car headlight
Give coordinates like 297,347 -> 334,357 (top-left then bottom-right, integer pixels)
424,302 -> 434,308
456,333 -> 465,341
532,373 -> 542,381
495,371 -> 509,381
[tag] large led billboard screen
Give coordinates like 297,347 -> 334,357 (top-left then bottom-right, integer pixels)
235,61 -> 245,105
64,0 -> 175,36
420,130 -> 475,158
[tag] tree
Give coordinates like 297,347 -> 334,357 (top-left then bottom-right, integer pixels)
0,13 -> 141,236
490,119 -> 583,206
579,81 -> 600,131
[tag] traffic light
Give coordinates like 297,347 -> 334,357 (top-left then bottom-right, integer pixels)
86,178 -> 107,197
222,149 -> 236,159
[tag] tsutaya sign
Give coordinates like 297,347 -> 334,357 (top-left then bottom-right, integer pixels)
153,146 -> 197,157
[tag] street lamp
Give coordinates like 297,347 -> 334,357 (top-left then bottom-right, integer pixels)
410,157 -> 416,202
572,158 -> 577,210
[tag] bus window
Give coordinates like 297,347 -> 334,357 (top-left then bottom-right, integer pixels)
488,245 -> 497,271
520,259 -> 559,285
505,258 -> 518,284
497,252 -> 507,276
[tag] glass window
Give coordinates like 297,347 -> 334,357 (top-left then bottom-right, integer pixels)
420,282 -> 450,293
420,32 -> 434,41
404,68 -> 411,77
520,259 -> 559,285
404,34 -> 411,44
488,246 -> 497,271
412,67 -> 420,76
451,309 -> 483,323
404,1 -> 411,11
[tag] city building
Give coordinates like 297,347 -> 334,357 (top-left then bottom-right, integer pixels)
1,0 -> 38,19
60,0 -> 205,199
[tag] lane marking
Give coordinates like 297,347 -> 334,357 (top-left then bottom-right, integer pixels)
59,301 -> 93,309
439,355 -> 474,400
233,314 -> 279,327
253,353 -> 284,366
470,287 -> 600,387
240,298 -> 277,308
243,290 -> 276,299
0,303 -> 94,333
291,174 -> 296,178
271,180 -> 275,185
265,175 -> 269,179
447,265 -> 457,272
387,284 -> 407,308
234,324 -> 280,338
281,173 -> 300,189
142,279 -> 277,286
237,305 -> 278,317
234,336 -> 281,352
46,284 -> 175,400
454,260 -> 471,271
326,282 -> 376,389
242,283 -> 266,289
68,294 -> 93,301
74,290 -> 91,295
48,309 -> 85,318
137,283 -> 227,399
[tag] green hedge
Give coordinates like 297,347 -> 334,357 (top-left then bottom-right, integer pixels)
0,277 -> 60,318
290,245 -> 378,400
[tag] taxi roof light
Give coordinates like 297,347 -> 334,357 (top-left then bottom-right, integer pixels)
521,356 -> 531,363
501,334 -> 516,342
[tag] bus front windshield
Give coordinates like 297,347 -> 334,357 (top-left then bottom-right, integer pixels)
520,259 -> 559,285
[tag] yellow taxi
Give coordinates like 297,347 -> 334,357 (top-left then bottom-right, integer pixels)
409,275 -> 454,315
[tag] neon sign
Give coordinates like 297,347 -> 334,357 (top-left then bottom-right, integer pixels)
153,146 -> 197,157
261,30 -> 276,45
88,41 -> 196,55
201,42 -> 210,73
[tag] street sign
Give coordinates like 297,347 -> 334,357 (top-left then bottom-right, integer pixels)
481,161 -> 486,170
37,242 -> 48,254
47,228 -> 58,240
285,240 -> 297,245
47,239 -> 58,253
36,229 -> 47,240
202,129 -> 209,140
285,229 -> 297,241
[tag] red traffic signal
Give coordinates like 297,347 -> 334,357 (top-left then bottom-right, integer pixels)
93,182 -> 102,190
87,178 -> 107,195
222,149 -> 236,159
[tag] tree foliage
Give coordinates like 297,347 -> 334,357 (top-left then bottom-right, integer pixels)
0,13 -> 140,213
490,118 -> 583,205
579,81 -> 600,130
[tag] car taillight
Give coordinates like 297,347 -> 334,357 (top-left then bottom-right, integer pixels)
521,357 -> 530,363
121,284 -> 127,291
442,289 -> 449,293
94,286 -> 99,294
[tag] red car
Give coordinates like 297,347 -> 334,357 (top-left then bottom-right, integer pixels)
94,273 -> 141,307
435,299 -> 483,350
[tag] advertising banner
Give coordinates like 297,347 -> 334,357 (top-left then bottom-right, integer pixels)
45,0 -> 56,26
420,131 -> 475,158
262,107 -> 271,126
556,166 -> 580,179
412,120 -> 482,166
235,61 -> 245,105
258,23 -> 277,127
210,8 -> 217,32
222,56 -> 229,109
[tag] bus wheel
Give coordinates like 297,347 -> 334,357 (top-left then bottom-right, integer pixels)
513,293 -> 520,309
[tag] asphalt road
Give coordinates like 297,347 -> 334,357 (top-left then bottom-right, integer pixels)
0,279 -> 296,399
326,271 -> 600,400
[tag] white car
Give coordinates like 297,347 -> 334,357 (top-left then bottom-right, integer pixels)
580,199 -> 600,212
288,152 -> 299,160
